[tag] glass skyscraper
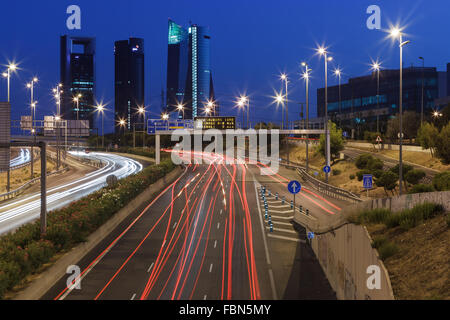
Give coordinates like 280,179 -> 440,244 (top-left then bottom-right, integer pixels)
166,19 -> 215,119
60,35 -> 96,129
114,38 -> 145,133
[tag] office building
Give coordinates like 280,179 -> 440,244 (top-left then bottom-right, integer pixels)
317,66 -> 439,134
114,38 -> 145,133
60,35 -> 96,129
166,19 -> 215,119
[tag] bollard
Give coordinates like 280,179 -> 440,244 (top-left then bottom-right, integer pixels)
306,209 -> 310,216
290,201 -> 293,209
265,212 -> 268,220
268,190 -> 271,196
275,193 -> 278,200
300,205 -> 303,213
269,223 -> 273,233
282,197 -> 285,204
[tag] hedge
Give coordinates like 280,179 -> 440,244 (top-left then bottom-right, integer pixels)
0,160 -> 176,299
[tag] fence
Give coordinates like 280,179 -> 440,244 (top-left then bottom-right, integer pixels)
280,159 -> 362,203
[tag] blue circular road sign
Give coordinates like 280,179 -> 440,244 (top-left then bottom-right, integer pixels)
287,180 -> 302,194
323,166 -> 331,173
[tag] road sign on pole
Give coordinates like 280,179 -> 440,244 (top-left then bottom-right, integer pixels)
363,174 -> 373,197
287,180 -> 301,194
323,165 -> 331,174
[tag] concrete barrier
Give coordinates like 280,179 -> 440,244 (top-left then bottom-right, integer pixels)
295,191 -> 450,300
309,224 -> 394,300
12,166 -> 184,300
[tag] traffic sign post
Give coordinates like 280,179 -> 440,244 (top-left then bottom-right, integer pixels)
363,174 -> 373,198
288,180 -> 301,215
323,165 -> 331,174
376,136 -> 382,150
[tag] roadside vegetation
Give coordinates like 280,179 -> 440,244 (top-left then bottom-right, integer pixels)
0,160 -> 176,299
349,203 -> 449,299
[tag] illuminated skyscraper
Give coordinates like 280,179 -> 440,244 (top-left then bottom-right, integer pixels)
114,38 -> 145,133
166,19 -> 215,119
60,35 -> 96,129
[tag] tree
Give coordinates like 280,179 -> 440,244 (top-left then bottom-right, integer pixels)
405,169 -> 426,185
417,122 -> 439,157
386,111 -> 420,142
317,121 -> 345,164
376,171 -> 398,196
432,171 -> 450,191
435,123 -> 450,164
390,163 -> 413,191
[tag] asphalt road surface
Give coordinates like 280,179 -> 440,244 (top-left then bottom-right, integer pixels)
44,151 -> 338,300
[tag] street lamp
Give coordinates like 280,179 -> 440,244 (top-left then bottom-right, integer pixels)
371,60 -> 382,133
237,96 -> 249,129
96,104 -> 106,149
138,106 -> 146,149
206,100 -> 215,116
73,93 -> 82,120
280,74 -> 289,130
2,63 -> 17,102
334,68 -> 342,127
177,103 -> 185,120
301,62 -> 311,172
390,26 -> 411,196
317,46 -> 333,183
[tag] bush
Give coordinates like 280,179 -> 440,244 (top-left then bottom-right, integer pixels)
377,241 -> 399,261
355,154 -> 374,170
405,169 -> 426,185
390,164 -> 413,176
371,236 -> 388,249
446,215 -> 450,228
432,171 -> 450,191
357,170 -> 372,181
385,202 -> 444,230
358,208 -> 392,224
349,174 -> 356,180
376,171 -> 398,194
367,158 -> 384,171
408,184 -> 435,194
332,169 -> 341,176
0,160 -> 177,299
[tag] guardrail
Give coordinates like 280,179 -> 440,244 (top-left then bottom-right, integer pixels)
279,159 -> 362,203
0,166 -> 69,202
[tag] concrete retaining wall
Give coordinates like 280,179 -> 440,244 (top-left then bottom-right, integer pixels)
295,191 -> 450,300
309,224 -> 394,300
13,166 -> 184,300
346,141 -> 428,153
347,191 -> 450,214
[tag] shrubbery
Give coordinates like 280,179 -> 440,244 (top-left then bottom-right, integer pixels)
408,184 -> 435,194
432,171 -> 450,191
0,160 -> 176,299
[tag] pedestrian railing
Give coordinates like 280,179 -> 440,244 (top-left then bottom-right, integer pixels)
279,159 -> 362,203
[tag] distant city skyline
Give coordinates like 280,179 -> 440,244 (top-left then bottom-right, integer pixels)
1,0 -> 450,133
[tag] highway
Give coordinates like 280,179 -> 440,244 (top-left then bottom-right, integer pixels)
0,152 -> 143,235
44,151 -> 339,300
10,148 -> 30,168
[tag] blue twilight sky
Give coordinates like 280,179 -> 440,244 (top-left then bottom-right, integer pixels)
0,0 -> 449,133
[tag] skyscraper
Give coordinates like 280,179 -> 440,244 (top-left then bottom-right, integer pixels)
114,38 -> 145,133
166,19 -> 215,119
60,35 -> 96,129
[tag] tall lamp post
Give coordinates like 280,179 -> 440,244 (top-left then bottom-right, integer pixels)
390,27 -> 411,196
318,47 -> 333,183
177,103 -> 185,120
280,74 -> 289,130
138,107 -> 146,150
371,61 -> 382,133
301,62 -> 311,172
2,64 -> 17,192
237,96 -> 249,129
27,77 -> 38,179
53,84 -> 63,166
419,56 -> 425,125
96,104 -> 106,149
334,68 -> 342,128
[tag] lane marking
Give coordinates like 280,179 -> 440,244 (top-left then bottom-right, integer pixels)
217,222 -> 220,230
147,262 -> 155,273
253,181 -> 278,300
203,295 -> 207,300
214,240 -> 217,248
267,234 -> 305,243
268,215 -> 294,220
173,222 -> 177,229
209,263 -> 213,273
266,226 -> 298,234
131,293 -> 136,300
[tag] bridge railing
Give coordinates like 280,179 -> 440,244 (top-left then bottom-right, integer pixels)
280,159 -> 362,203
